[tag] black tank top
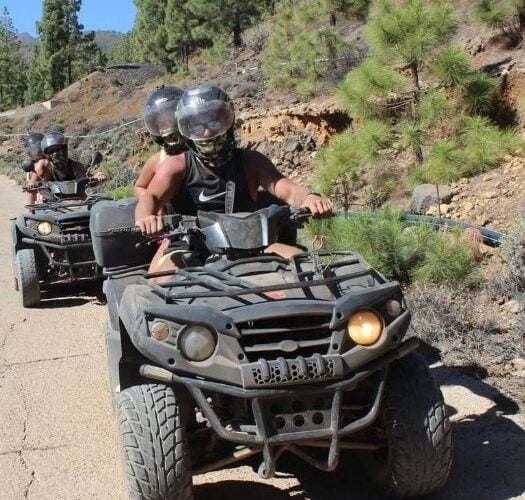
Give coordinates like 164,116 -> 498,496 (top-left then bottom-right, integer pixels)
171,149 -> 256,215
50,159 -> 76,181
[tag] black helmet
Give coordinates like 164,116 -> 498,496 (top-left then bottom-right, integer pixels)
177,84 -> 235,167
41,132 -> 68,155
143,85 -> 185,155
24,132 -> 44,161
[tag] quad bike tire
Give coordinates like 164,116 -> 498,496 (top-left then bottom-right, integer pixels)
11,247 -> 18,291
360,352 -> 452,498
16,249 -> 41,307
118,383 -> 193,500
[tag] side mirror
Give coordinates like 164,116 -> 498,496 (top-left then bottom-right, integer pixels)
90,151 -> 103,167
22,159 -> 34,173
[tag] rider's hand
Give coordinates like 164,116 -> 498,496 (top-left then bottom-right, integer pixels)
300,193 -> 332,218
26,183 -> 40,191
92,172 -> 107,182
136,215 -> 164,236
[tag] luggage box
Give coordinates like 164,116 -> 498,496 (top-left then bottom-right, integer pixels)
90,198 -> 156,269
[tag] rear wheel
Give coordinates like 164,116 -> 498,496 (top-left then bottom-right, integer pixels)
360,352 -> 452,497
16,249 -> 41,307
118,383 -> 193,500
11,247 -> 18,291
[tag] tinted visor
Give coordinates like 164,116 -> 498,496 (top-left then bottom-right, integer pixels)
178,101 -> 234,141
144,101 -> 178,137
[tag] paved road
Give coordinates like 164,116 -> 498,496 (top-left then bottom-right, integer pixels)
0,176 -> 524,499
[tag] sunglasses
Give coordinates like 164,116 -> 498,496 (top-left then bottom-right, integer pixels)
190,120 -> 222,137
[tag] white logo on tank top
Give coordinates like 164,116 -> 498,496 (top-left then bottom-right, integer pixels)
198,190 -> 226,202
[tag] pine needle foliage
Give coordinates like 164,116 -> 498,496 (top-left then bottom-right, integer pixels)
430,47 -> 471,86
462,72 -> 498,116
262,0 -> 362,95
368,0 -> 457,86
306,211 -> 476,284
315,120 -> 390,211
336,57 -> 408,119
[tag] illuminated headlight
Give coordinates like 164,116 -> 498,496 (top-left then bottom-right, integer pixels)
179,325 -> 216,362
347,310 -> 383,346
37,221 -> 53,236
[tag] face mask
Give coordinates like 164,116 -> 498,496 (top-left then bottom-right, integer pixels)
161,132 -> 185,156
49,150 -> 68,169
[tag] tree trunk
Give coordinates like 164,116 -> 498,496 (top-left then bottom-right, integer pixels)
410,62 -> 424,164
233,10 -> 242,47
330,12 -> 336,26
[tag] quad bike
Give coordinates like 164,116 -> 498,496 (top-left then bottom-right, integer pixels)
90,200 -> 452,499
11,152 -> 106,307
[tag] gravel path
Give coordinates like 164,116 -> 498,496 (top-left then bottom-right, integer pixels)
0,176 -> 523,499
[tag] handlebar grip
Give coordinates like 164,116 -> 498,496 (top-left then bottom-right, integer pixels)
106,226 -> 142,235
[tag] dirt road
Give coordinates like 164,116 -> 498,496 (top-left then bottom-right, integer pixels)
0,176 -> 524,500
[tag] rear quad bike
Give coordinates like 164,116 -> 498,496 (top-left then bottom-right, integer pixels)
90,201 -> 452,499
11,153 -> 106,307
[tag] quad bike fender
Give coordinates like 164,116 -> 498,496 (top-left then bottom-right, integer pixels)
11,222 -> 24,252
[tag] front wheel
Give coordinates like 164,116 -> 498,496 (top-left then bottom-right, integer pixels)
16,249 -> 41,307
118,383 -> 193,500
360,352 -> 452,497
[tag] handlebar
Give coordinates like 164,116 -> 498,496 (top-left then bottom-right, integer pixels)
23,177 -> 101,193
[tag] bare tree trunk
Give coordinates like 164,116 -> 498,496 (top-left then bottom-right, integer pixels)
410,62 -> 424,164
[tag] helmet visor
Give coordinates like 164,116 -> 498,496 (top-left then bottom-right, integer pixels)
144,102 -> 178,137
178,101 -> 234,141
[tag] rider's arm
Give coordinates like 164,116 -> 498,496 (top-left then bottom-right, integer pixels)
135,156 -> 186,235
247,150 -> 332,217
134,153 -> 160,200
26,161 -> 49,205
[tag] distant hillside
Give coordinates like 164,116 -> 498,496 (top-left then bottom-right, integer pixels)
17,30 -> 125,60
94,30 -> 125,55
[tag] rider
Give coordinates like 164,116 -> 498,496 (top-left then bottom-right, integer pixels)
134,85 -> 187,208
135,84 -> 332,271
26,132 -> 107,204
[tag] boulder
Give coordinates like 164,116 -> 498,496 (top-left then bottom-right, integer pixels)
410,184 -> 453,214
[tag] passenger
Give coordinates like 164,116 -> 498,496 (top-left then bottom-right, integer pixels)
26,132 -> 107,204
22,132 -> 45,173
135,84 -> 332,273
134,85 -> 186,213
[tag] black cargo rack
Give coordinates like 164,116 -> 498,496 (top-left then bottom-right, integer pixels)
144,251 -> 378,301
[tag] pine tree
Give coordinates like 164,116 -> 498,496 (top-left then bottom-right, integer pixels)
107,33 -> 138,65
262,0 -> 349,95
165,0 -> 197,70
134,0 -> 176,72
24,45 -> 46,104
186,0 -> 260,47
0,7 -> 26,110
37,0 -> 69,94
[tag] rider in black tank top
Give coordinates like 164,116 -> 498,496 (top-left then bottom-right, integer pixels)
171,149 -> 256,215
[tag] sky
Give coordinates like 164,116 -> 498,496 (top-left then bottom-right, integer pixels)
1,0 -> 137,36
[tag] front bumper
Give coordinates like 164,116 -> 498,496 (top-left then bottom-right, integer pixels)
139,337 -> 419,477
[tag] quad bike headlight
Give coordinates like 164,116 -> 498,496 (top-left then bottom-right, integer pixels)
347,310 -> 383,346
37,221 -> 53,236
179,325 -> 216,362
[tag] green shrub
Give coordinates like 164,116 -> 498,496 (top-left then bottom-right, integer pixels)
462,72 -> 498,116
305,210 -> 477,285
105,184 -> 135,199
414,231 -> 477,284
430,47 -> 471,86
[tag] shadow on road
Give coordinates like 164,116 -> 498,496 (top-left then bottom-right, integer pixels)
196,362 -> 525,500
38,280 -> 106,309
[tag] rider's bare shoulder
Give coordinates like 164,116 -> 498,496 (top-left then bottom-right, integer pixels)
156,151 -> 186,177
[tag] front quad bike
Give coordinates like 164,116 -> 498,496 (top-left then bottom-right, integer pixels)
11,178 -> 105,307
90,201 -> 452,499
